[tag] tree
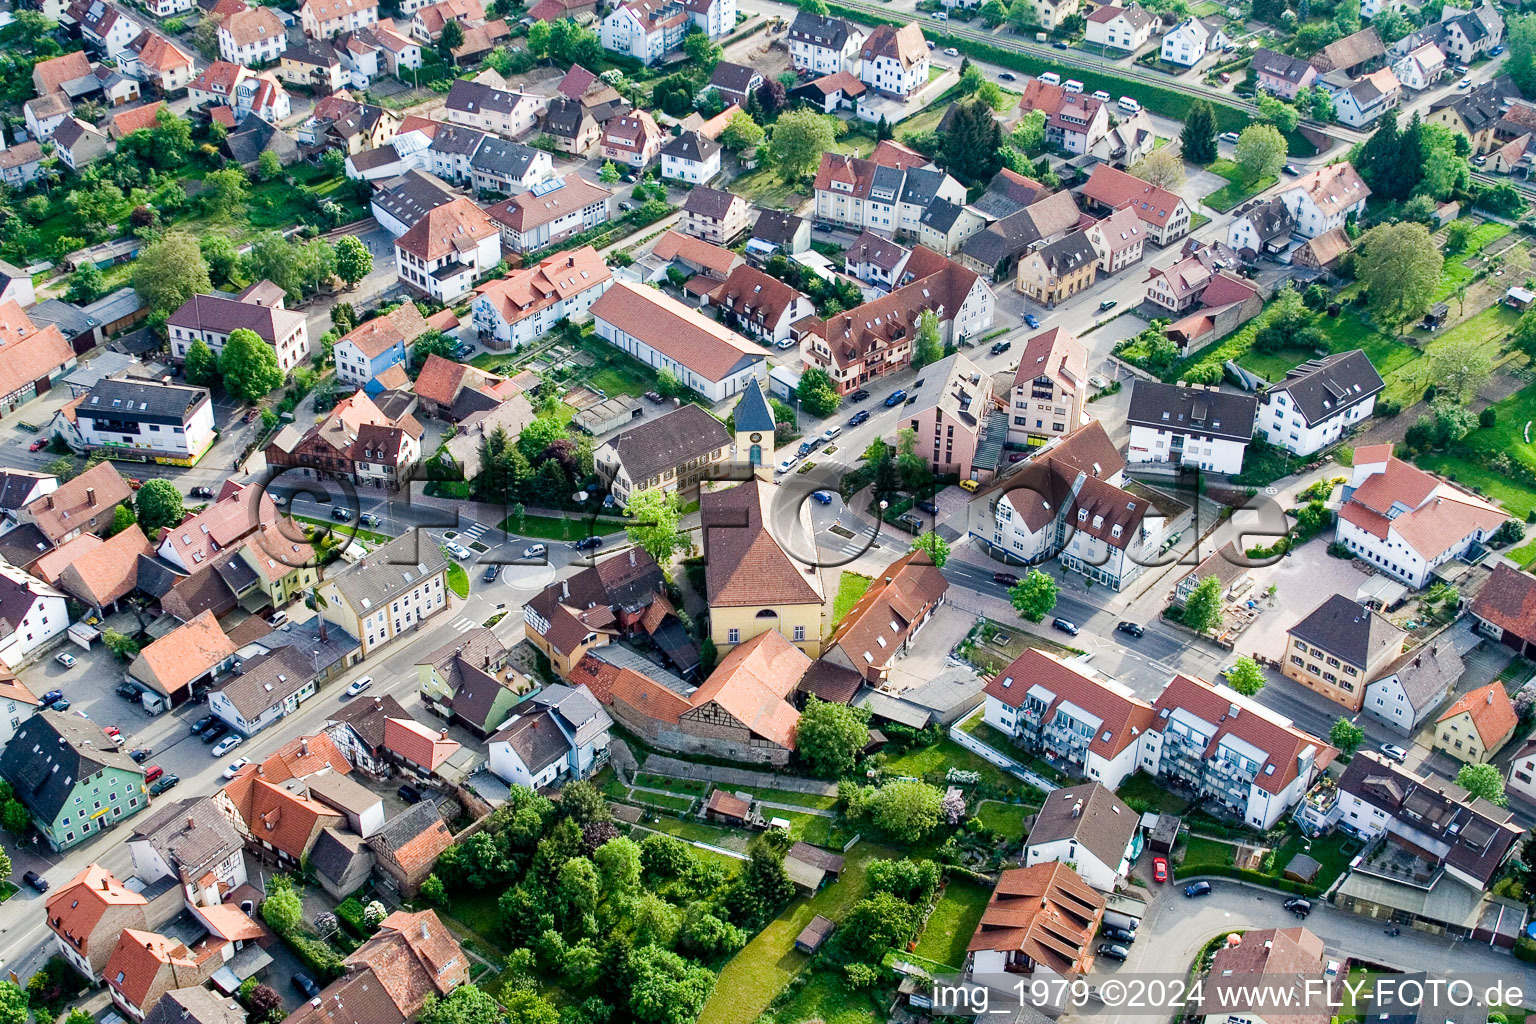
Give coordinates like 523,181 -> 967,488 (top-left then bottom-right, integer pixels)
1130,147 -> 1185,192
910,531 -> 949,567
559,778 -> 611,826
246,985 -> 284,1024
1009,569 -> 1058,622
1426,337 -> 1492,404
192,13 -> 222,58
719,109 -> 764,151
527,19 -> 551,57
869,778 -> 943,842
622,488 -> 686,565
109,504 -> 138,537
912,308 -> 943,369
1357,222 -> 1443,333
260,878 -> 302,933
941,96 -> 1003,185
1356,112 -> 1408,200
256,149 -> 283,182
1512,308 -> 1536,360
219,327 -> 284,401
1181,574 -> 1224,633
768,109 -> 837,183
681,28 -> 721,69
980,0 -> 1007,25
334,235 -> 373,289
1256,93 -> 1300,133
626,946 -> 714,1024
678,903 -> 745,959
440,18 -> 465,57
1224,655 -> 1265,697
184,337 -> 220,389
0,983 -> 27,1024
1457,762 -> 1509,806
135,479 -> 185,533
796,367 -> 840,417
592,835 -> 641,900
1181,100 -> 1217,164
419,873 -> 446,905
202,166 -> 248,215
599,160 -> 620,185
201,233 -> 240,286
755,77 -> 787,120
134,232 -> 212,317
504,992 -> 560,1024
1011,109 -> 1047,155
799,0 -> 830,12
1508,12 -> 1536,96
839,891 -> 919,962
1330,717 -> 1364,756
867,858 -> 940,905
1234,124 -> 1286,184
797,696 -> 871,778
420,985 -> 503,1024
101,628 -> 140,660
1445,219 -> 1475,255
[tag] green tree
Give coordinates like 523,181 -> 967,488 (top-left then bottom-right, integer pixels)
980,0 -> 1007,24
1356,112 -> 1409,200
1009,569 -> 1058,622
941,96 -> 1003,185
678,903 -> 745,959
768,108 -> 838,184
256,149 -> 283,182
414,329 -> 457,367
1425,337 -> 1492,404
682,28 -> 721,69
1255,93 -> 1300,133
66,261 -> 104,305
192,13 -> 222,57
184,338 -> 220,389
419,874 -> 446,904
1444,219 -> 1476,254
1181,574 -> 1224,633
1224,655 -> 1265,697
867,858 -> 940,904
622,487 -> 686,565
799,0 -> 830,12
1130,147 -> 1185,192
592,835 -> 642,901
1330,717 -> 1364,756
0,982 -> 27,1024
839,891 -> 919,961
202,166 -> 248,215
655,368 -> 682,398
260,877 -> 302,933
911,308 -> 943,369
559,778 -> 611,826
219,327 -> 284,401
1357,222 -> 1443,333
440,18 -> 465,57
1511,307 -> 1536,359
796,696 -> 871,778
1457,762 -> 1509,806
1234,124 -> 1286,183
201,233 -> 240,286
869,778 -> 943,842
420,985 -> 504,1024
134,232 -> 212,317
720,109 -> 765,151
109,504 -> 138,537
908,530 -> 950,568
1510,13 -> 1536,96
527,18 -> 551,57
795,367 -> 840,417
626,946 -> 714,1024
334,235 -> 373,289
1181,100 -> 1217,164
135,479 -> 185,534
504,992 -> 560,1024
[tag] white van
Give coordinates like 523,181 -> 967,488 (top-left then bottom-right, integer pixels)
821,425 -> 842,443
1038,71 -> 1061,86
1063,79 -> 1084,93
775,454 -> 798,475
1091,89 -> 1110,102
929,9 -> 947,18
1118,95 -> 1141,114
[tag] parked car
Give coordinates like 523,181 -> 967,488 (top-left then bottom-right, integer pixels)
848,410 -> 871,427
39,690 -> 63,706
292,975 -> 321,1000
776,454 -> 799,474
221,757 -> 251,779
798,441 -> 816,457
811,491 -> 835,505
884,389 -> 907,406
144,765 -> 164,783
1022,314 -> 1040,329
990,341 -> 1011,355
189,486 -> 213,499
944,46 -> 959,55
482,564 -> 500,582
54,652 -> 75,668
116,683 -> 140,700
1492,44 -> 1505,55
821,426 -> 842,444
1101,925 -> 1136,943
446,541 -> 472,560
573,536 -> 604,552
1052,617 -> 1080,636
1282,164 -> 1300,176
1459,76 -> 1473,88
849,389 -> 871,402
916,500 -> 939,515
49,699 -> 70,712
1116,621 -> 1145,638
200,723 -> 230,745
129,748 -> 152,763
359,512 -> 381,528
993,572 -> 1019,586
270,494 -> 287,506
1099,299 -> 1118,312
1153,856 -> 1168,883
1379,743 -> 1408,763
1185,880 -> 1212,897
398,784 -> 424,804
22,871 -> 48,893
522,543 -> 548,559
619,201 -> 633,211
1091,89 -> 1110,102
999,71 -> 1017,80
1220,131 -> 1240,143
28,438 -> 47,452
127,478 -> 142,490
345,676 -> 373,697
1283,898 -> 1313,918
452,343 -> 475,359
211,734 -> 242,757
1097,943 -> 1130,962
191,715 -> 217,735
331,506 -> 353,522
103,725 -> 120,742
149,775 -> 180,796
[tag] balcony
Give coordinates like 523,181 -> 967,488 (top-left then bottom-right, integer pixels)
1355,835 -> 1442,889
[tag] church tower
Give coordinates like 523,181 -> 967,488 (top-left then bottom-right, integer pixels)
733,377 -> 775,476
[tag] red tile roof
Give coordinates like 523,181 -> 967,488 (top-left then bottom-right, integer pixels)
384,717 -> 460,771
590,282 -> 763,384
46,865 -> 147,959
985,649 -> 1155,762
394,197 -> 496,261
1438,681 -> 1519,749
1340,450 -> 1506,559
1079,164 -> 1185,228
221,775 -> 343,860
967,862 -> 1104,974
687,630 -> 807,749
110,101 -> 166,138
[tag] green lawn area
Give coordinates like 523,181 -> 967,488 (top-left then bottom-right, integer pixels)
1416,370 -> 1536,517
1115,771 -> 1191,814
764,970 -> 884,1024
293,516 -> 390,547
883,737 -> 1029,796
729,165 -> 810,210
444,560 -> 469,599
628,790 -> 695,813
638,814 -> 745,847
913,879 -> 993,971
1201,159 -> 1277,213
727,785 -> 840,811
768,809 -> 853,848
498,512 -> 629,539
831,572 -> 873,630
1508,536 -> 1536,567
1270,829 -> 1360,890
1181,835 -> 1237,869
1382,304 -> 1518,406
699,843 -> 897,1024
974,799 -> 1032,837
633,772 -> 709,796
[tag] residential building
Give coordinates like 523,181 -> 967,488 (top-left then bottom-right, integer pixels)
167,282 -> 309,372
1085,2 -> 1153,51
706,264 -> 813,346
301,0 -> 378,38
1277,162 -> 1371,238
0,301 -> 76,414
1160,17 -> 1228,66
2,712 -> 147,850
31,50 -> 93,96
411,354 -> 519,421
959,186 -> 1082,281
1024,783 -> 1139,891
898,352 -> 994,479
371,169 -> 457,237
142,989 -> 246,1024
681,185 -> 751,245
152,478 -> 271,573
187,60 -> 251,111
1016,231 -> 1099,307
591,281 -> 766,403
1393,41 -> 1446,91
366,808 -> 453,896
523,548 -> 669,678
382,716 -> 460,777
484,173 -> 612,253
1077,164 -> 1190,246
1144,242 -> 1246,313
217,772 -> 343,866
1226,197 -> 1295,261
1142,673 -> 1335,829
1007,326 -> 1088,447
1291,227 -> 1353,273
282,909 -> 464,1024
1256,350 -> 1384,456
708,61 -> 762,107
791,70 -> 865,113
443,79 -> 545,138
208,645 -> 323,737
1309,26 -> 1386,76
1196,927 -> 1327,1024
599,110 -> 663,168
325,693 -> 412,776
844,231 -> 911,290
393,197 -> 501,303
299,93 -> 396,154
45,865 -> 149,979
812,151 -> 967,238
316,534 -> 449,657
52,117 -> 111,172
1363,642 -> 1463,734
279,40 -> 347,92
1085,205 -> 1145,274
1125,380 -> 1256,475
1251,47 -> 1319,98
54,376 -> 215,464
1024,0 -> 1078,31
1509,737 -> 1536,802
595,403 -> 733,506
1337,444 -> 1507,589
488,683 -> 613,788
334,303 -> 428,388
128,611 -> 238,706
0,676 -> 39,751
1426,76 -> 1519,153
787,11 -> 863,75
1471,562 -> 1536,657
1090,110 -> 1157,169
1434,682 -> 1517,765
820,549 -> 947,686
600,0 -> 688,64
1284,594 -> 1407,712
1329,67 -> 1402,127
858,22 -> 929,98
1439,4 -> 1504,63
797,246 -> 994,394
748,210 -> 811,259
660,130 -> 721,184
1049,94 -> 1109,154
68,0 -> 142,58
15,460 -> 130,547
0,564 -> 68,669
702,478 -> 825,656
47,525 -> 150,618
415,627 -> 526,737
0,142 -> 45,188
219,5 -> 286,65
265,390 -> 422,490
24,92 -> 72,141
472,245 -> 611,348
540,96 -> 600,155
966,863 -> 1104,979
128,796 -> 249,912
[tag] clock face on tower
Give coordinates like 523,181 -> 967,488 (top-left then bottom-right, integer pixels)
749,432 -> 763,443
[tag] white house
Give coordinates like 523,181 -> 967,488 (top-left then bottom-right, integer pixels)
1256,350 -> 1383,456
393,197 -> 501,303
208,645 -> 319,737
1439,4 -> 1504,63
787,11 -> 863,75
1159,16 -> 1227,66
443,79 -> 546,138
1085,2 -> 1153,52
484,173 -> 613,253
167,282 -> 310,373
0,564 -> 69,669
858,22 -> 929,99
471,245 -> 613,348
1022,783 -> 1140,892
1362,643 -> 1462,735
219,6 -> 288,66
301,0 -> 379,39
69,0 -> 142,59
488,684 -> 612,789
659,130 -> 721,184
1392,42 -> 1446,91
1277,162 -> 1371,239
1329,67 -> 1401,128
601,0 -> 733,65
57,377 -> 216,463
1510,737 -> 1536,803
0,677 -> 39,751
1125,380 -> 1256,476
127,797 -> 249,913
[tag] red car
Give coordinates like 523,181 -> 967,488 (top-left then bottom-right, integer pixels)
1153,856 -> 1168,883
28,438 -> 47,452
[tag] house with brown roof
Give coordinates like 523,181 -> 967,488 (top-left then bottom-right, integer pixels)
264,389 -> 422,491
600,110 -> 663,168
1434,682 -> 1517,765
415,626 -> 534,736
219,5 -> 286,65
471,245 -> 612,350
1309,26 -> 1386,76
1077,164 -> 1190,246
0,300 -> 78,417
1471,562 -> 1536,657
168,281 -> 309,373
216,771 -> 344,865
594,403 -> 733,507
858,21 -> 929,98
155,480 -> 272,574
591,281 -> 767,404
1025,783 -> 1139,891
367,804 -> 454,895
104,926 -> 231,1023
967,862 -> 1104,980
325,693 -> 412,776
822,549 -> 947,685
812,150 -> 967,239
55,523 -> 152,615
128,795 -> 250,913
128,610 -> 239,706
706,264 -> 814,346
1196,926 -> 1328,1024
142,988 -> 247,1024
1007,327 -> 1088,448
393,197 -> 500,303
523,548 -> 673,677
680,185 -> 751,246
46,865 -> 150,979
334,303 -> 428,388
410,354 -> 514,421
1276,162 -> 1371,239
315,533 -> 449,658
1284,594 -> 1407,712
483,173 -> 613,253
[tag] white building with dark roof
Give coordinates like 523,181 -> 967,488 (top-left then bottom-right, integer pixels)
165,283 -> 309,373
787,11 -> 863,75
1256,350 -> 1384,456
1024,783 -> 1139,891
1125,380 -> 1256,475
659,130 -> 721,184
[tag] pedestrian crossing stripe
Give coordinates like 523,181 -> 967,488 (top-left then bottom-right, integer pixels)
451,618 -> 476,632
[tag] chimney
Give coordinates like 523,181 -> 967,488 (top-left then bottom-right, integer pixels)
421,921 -> 430,940
440,729 -> 449,739
100,877 -> 109,891
300,739 -> 309,757
1072,799 -> 1083,818
44,494 -> 53,509
630,549 -> 636,566
187,816 -> 196,830
86,487 -> 96,507
1488,691 -> 1494,704
561,580 -> 569,600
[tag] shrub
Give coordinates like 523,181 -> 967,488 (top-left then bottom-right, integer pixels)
1481,407 -> 1498,428
283,932 -> 345,980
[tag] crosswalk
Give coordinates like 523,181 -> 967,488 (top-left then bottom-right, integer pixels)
458,521 -> 490,545
449,616 -> 479,633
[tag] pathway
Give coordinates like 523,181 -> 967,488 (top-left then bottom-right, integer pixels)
640,754 -> 840,795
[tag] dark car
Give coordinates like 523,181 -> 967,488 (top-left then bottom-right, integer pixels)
49,699 -> 70,712
1099,299 -> 1118,312
1101,925 -> 1136,943
1052,617 -> 1080,636
1282,164 -> 1300,176
848,410 -> 871,427
398,784 -> 423,804
1283,898 -> 1312,918
129,748 -> 152,763
573,536 -> 604,552
149,775 -> 180,796
190,714 -> 218,735
990,341 -> 1011,355
1097,943 -> 1130,962
798,441 -> 816,457
482,564 -> 500,583
993,572 -> 1019,586
1054,40 -> 1070,49
39,690 -> 62,707
116,683 -> 140,700
292,974 -> 321,1000
916,500 -> 939,515
849,389 -> 871,402
1116,621 -> 1145,638
22,871 -> 48,893
189,486 -> 213,499
1022,314 -> 1040,329
359,512 -> 381,528
200,722 -> 230,745
811,491 -> 835,505
999,71 -> 1017,80
884,389 -> 907,406
331,506 -> 353,522
1185,881 -> 1212,898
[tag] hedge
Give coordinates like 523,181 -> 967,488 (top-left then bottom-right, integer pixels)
281,930 -> 346,981
1171,865 -> 1321,897
335,897 -> 373,938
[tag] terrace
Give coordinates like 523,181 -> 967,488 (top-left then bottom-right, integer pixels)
1354,834 -> 1442,889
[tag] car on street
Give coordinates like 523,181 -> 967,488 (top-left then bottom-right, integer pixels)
916,500 -> 939,515
191,715 -> 217,735
619,201 -> 633,211
49,698 -> 70,712
884,389 -> 907,406
292,975 -> 321,1000
129,748 -> 152,763
798,440 -> 816,457
573,536 -> 604,552
149,775 -> 180,796
1185,880 -> 1212,897
117,683 -> 140,700
22,871 -> 48,893
1283,898 -> 1313,918
1220,663 -> 1239,679
1116,621 -> 1144,638
360,512 -> 381,528
1492,44 -> 1505,55
331,506 -> 353,522
1220,131 -> 1240,143
1153,856 -> 1168,883
200,722 -> 229,745
1097,943 -> 1130,962
1098,299 -> 1118,311
128,478 -> 144,490
398,784 -> 424,804
446,541 -> 472,560
1054,40 -> 1069,49
1282,164 -> 1300,176
944,46 -> 959,55
821,426 -> 841,444
1459,76 -> 1473,88
222,757 -> 251,779
482,564 -> 500,582
990,341 -> 1011,355
849,389 -> 870,402
848,410 -> 871,426
993,572 -> 1019,586
211,734 -> 244,757
1052,617 -> 1080,636
270,493 -> 287,505
522,543 -> 548,559
1022,314 -> 1040,328
999,71 -> 1016,80
144,765 -> 163,783
189,486 -> 213,499
345,676 -> 374,697
1101,925 -> 1136,943
55,652 -> 75,668
28,438 -> 47,451
1379,743 -> 1408,763
39,690 -> 63,707
811,491 -> 835,505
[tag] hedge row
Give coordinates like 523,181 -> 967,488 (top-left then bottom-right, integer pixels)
1172,864 -> 1322,897
282,930 -> 346,981
822,2 -> 1252,135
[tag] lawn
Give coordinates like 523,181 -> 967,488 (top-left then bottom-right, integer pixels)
633,772 -> 710,796
728,785 -> 840,811
1115,771 -> 1191,814
628,790 -> 696,813
883,737 -> 1028,796
1201,159 -> 1277,213
831,571 -> 873,629
445,559 -> 469,599
1417,373 -> 1536,517
498,512 -> 629,539
764,970 -> 884,1024
974,799 -> 1031,837
293,516 -> 390,547
729,165 -> 811,210
1180,835 -> 1237,869
769,809 -> 853,848
637,814 -> 745,847
913,879 -> 993,971
1380,304 -> 1519,406
1270,829 -> 1360,890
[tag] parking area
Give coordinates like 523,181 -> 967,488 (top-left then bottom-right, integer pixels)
1222,536 -> 1369,663
884,602 -> 973,692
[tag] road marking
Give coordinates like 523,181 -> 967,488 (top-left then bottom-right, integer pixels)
451,617 -> 477,633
